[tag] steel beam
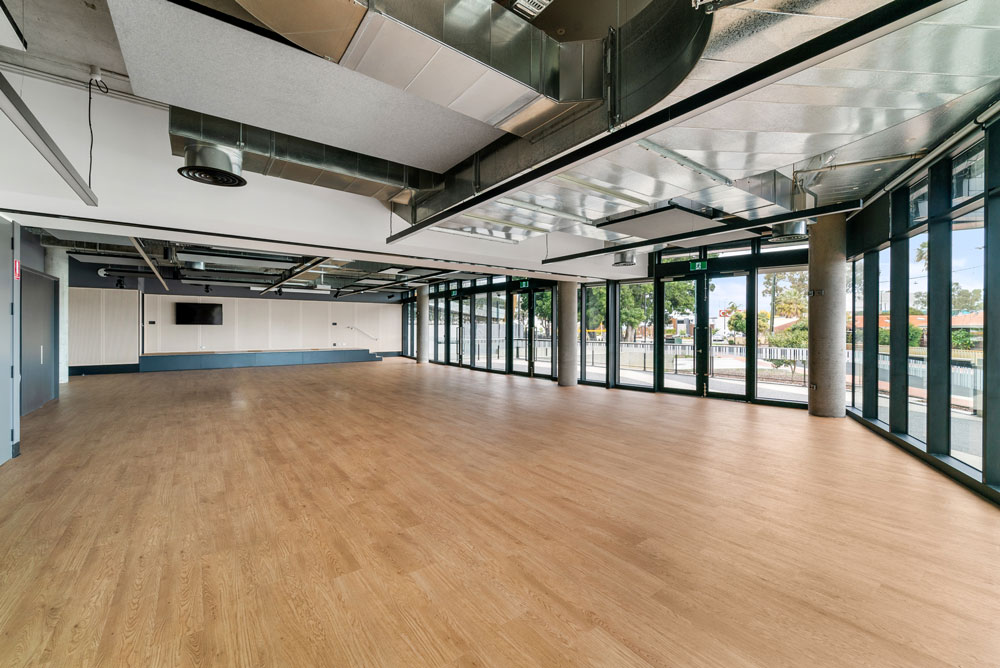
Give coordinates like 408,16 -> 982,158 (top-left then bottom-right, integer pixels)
258,257 -> 329,295
862,249 -> 880,420
386,0 -> 962,244
984,121 -> 1000,484
889,188 -> 911,433
128,237 -> 169,291
926,159 -> 953,455
0,72 -> 97,206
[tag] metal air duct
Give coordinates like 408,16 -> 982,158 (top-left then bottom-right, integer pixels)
169,108 -> 442,202
767,220 -> 809,244
178,144 -> 246,187
612,250 -> 636,267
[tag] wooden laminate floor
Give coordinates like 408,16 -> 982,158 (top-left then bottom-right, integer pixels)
1,359 -> 999,667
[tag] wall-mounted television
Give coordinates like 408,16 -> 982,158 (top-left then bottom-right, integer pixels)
176,302 -> 223,325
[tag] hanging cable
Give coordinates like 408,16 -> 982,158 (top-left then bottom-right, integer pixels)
87,72 -> 109,188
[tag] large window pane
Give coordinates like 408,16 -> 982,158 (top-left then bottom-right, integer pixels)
908,233 -> 928,442
583,285 -> 607,382
491,291 -> 506,371
449,300 -> 460,364
853,259 -> 864,410
474,293 -> 488,368
708,275 -> 747,395
512,293 -> 529,373
951,209 -> 984,470
663,279 -> 696,391
909,178 -> 928,225
618,281 -> 654,387
756,268 -> 809,403
846,266 -> 854,408
878,248 -> 891,423
434,298 -> 445,361
952,142 -> 985,206
533,290 -> 553,377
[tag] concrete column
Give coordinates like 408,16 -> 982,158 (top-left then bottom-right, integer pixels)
808,213 -> 846,417
557,281 -> 578,387
415,285 -> 429,363
44,247 -> 70,384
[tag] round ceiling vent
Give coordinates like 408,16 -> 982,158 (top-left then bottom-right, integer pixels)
612,250 -> 636,267
178,144 -> 246,187
767,220 -> 809,243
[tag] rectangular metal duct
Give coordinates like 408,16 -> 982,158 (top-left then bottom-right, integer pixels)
168,107 -> 442,203
340,0 -> 602,138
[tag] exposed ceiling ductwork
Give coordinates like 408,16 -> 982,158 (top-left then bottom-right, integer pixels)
169,107 -> 442,202
233,0 -> 606,138
33,229 -> 484,297
178,143 -> 246,187
766,220 -> 809,244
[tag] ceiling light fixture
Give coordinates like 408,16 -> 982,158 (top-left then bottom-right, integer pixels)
637,139 -> 734,187
553,174 -> 650,207
496,197 -> 592,224
461,212 -> 550,234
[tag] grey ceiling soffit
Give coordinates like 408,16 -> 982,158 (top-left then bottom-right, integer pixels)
169,107 -> 443,203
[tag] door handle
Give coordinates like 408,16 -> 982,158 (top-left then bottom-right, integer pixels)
40,345 -> 44,365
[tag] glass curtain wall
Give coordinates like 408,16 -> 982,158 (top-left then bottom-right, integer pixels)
707,274 -> 747,395
533,289 -> 553,377
878,248 -> 891,423
434,298 -> 445,362
491,291 -> 507,371
852,259 -> 864,410
950,207 -> 984,470
756,267 -> 809,403
908,231 -> 929,442
512,293 -> 530,373
662,279 -> 697,391
474,293 -> 488,368
583,284 -> 607,382
618,281 -> 654,387
450,300 -> 461,364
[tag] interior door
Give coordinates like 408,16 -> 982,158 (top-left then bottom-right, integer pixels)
21,269 -> 58,415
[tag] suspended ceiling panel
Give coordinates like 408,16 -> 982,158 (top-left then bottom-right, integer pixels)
107,0 -> 505,173
598,208 -> 722,240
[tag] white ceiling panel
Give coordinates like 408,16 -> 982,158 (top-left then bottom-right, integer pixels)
107,0 -> 504,173
599,209 -> 722,241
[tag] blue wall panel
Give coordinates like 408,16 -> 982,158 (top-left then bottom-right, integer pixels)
129,349 -> 391,374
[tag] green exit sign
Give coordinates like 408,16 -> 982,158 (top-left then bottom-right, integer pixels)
519,280 -> 530,289
450,289 -> 458,296
690,260 -> 708,271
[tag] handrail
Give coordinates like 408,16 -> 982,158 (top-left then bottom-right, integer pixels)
345,325 -> 378,342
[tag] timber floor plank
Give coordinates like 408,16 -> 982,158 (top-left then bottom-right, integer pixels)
0,359 -> 998,667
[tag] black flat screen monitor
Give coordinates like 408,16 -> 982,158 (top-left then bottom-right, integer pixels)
176,302 -> 223,325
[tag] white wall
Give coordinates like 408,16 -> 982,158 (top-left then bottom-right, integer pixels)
68,288 -> 140,365
142,294 -> 400,354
